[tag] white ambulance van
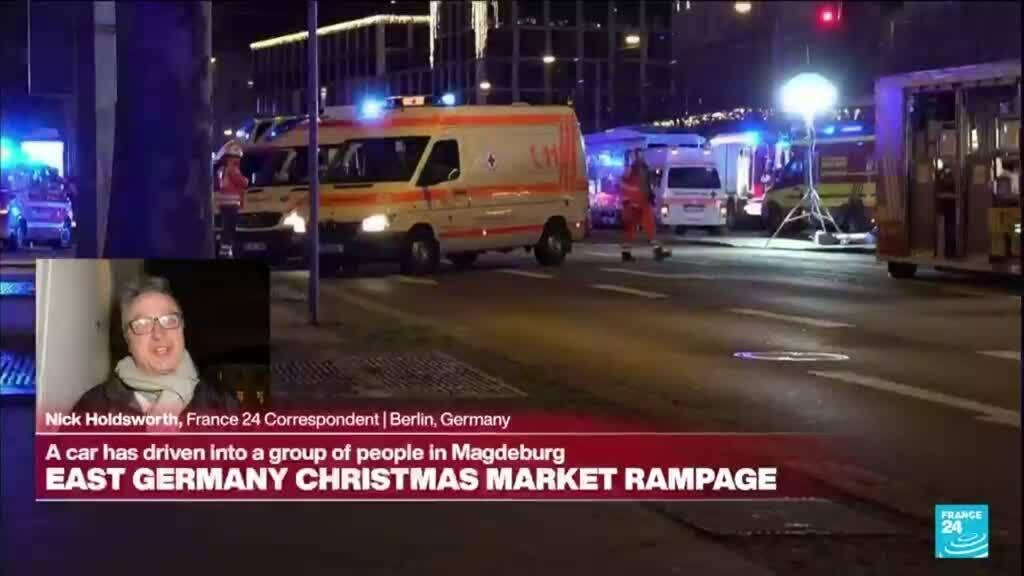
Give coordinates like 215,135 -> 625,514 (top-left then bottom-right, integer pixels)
643,147 -> 728,235
221,97 -> 589,275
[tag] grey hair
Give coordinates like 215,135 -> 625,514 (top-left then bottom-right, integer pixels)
119,275 -> 181,330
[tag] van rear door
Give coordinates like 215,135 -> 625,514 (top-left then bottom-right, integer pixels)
662,165 -> 724,226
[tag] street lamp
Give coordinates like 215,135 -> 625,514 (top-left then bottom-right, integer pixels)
479,81 -> 492,90
625,34 -> 641,46
734,2 -> 752,14
542,55 -> 555,64
768,72 -> 841,246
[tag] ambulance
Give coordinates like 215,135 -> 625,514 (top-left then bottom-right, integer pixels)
761,124 -> 877,235
640,146 -> 729,234
218,96 -> 588,275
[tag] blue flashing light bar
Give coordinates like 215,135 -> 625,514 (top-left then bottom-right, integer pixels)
440,93 -> 456,106
822,125 -> 836,136
360,98 -> 384,119
840,124 -> 864,133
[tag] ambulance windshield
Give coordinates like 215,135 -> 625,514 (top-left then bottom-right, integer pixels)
667,166 -> 721,189
323,137 -> 431,184
240,148 -> 299,187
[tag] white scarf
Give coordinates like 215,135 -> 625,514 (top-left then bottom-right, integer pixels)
115,350 -> 199,417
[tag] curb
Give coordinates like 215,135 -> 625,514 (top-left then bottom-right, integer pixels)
668,238 -> 877,254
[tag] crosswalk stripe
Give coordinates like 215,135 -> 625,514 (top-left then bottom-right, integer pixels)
590,284 -> 668,299
730,307 -> 854,328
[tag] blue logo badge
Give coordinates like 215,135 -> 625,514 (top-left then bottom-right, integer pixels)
935,504 -> 989,559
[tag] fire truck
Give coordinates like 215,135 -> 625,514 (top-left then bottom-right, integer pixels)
875,60 -> 1020,278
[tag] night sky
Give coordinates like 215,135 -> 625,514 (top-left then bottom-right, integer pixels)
212,1 -> 429,53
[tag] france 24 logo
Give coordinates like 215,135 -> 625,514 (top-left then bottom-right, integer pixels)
935,504 -> 989,559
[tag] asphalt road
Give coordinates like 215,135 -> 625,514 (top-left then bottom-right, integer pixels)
281,235 -> 1021,568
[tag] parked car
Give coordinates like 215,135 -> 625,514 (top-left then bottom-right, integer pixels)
1,162 -> 73,251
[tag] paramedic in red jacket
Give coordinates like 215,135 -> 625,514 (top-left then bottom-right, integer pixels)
215,141 -> 248,258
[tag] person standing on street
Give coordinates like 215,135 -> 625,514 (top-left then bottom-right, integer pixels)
620,152 -> 670,262
215,141 -> 248,258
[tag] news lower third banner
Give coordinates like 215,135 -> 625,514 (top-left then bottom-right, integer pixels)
37,410 -> 826,501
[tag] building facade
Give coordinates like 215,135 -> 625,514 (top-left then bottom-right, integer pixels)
246,2 -> 1020,133
429,1 -> 681,133
249,15 -> 431,115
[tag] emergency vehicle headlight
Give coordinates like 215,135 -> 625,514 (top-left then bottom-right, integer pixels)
283,210 -> 307,234
660,205 -> 669,217
0,207 -> 8,216
720,206 -> 728,217
361,213 -> 390,233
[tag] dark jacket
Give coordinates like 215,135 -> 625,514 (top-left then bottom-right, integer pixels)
72,372 -> 240,417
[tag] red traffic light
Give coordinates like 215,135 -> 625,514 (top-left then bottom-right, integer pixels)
818,3 -> 840,25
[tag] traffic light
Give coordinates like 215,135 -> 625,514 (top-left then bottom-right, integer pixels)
818,2 -> 841,27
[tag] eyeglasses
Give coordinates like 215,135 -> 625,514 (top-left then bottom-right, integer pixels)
126,313 -> 182,336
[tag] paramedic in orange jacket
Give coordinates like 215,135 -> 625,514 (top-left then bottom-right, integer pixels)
620,153 -> 669,261
215,141 -> 248,258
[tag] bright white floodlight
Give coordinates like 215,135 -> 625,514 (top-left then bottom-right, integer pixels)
780,73 -> 837,126
768,72 -> 842,247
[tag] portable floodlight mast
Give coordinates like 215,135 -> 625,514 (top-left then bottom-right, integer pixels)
767,73 -> 841,247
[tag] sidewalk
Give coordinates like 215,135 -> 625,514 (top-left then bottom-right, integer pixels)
671,234 -> 877,253
586,228 -> 877,253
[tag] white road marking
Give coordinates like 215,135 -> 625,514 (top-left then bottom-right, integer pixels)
580,250 -> 621,259
395,276 -> 439,286
581,249 -> 712,265
729,307 -> 854,328
978,350 -> 1021,361
498,269 -> 554,279
600,268 -> 713,280
809,370 -> 1021,429
590,284 -> 668,299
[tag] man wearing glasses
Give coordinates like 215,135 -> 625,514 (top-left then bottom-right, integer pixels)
72,276 -> 238,419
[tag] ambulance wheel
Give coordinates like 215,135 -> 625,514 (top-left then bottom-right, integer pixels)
400,227 -> 440,275
887,262 -> 917,279
318,255 -> 342,277
674,225 -> 688,236
726,199 -> 738,230
708,225 -> 726,236
763,202 -> 782,235
535,220 -> 570,266
448,252 -> 478,269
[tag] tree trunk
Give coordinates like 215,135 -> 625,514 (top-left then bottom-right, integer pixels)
105,1 -> 212,258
